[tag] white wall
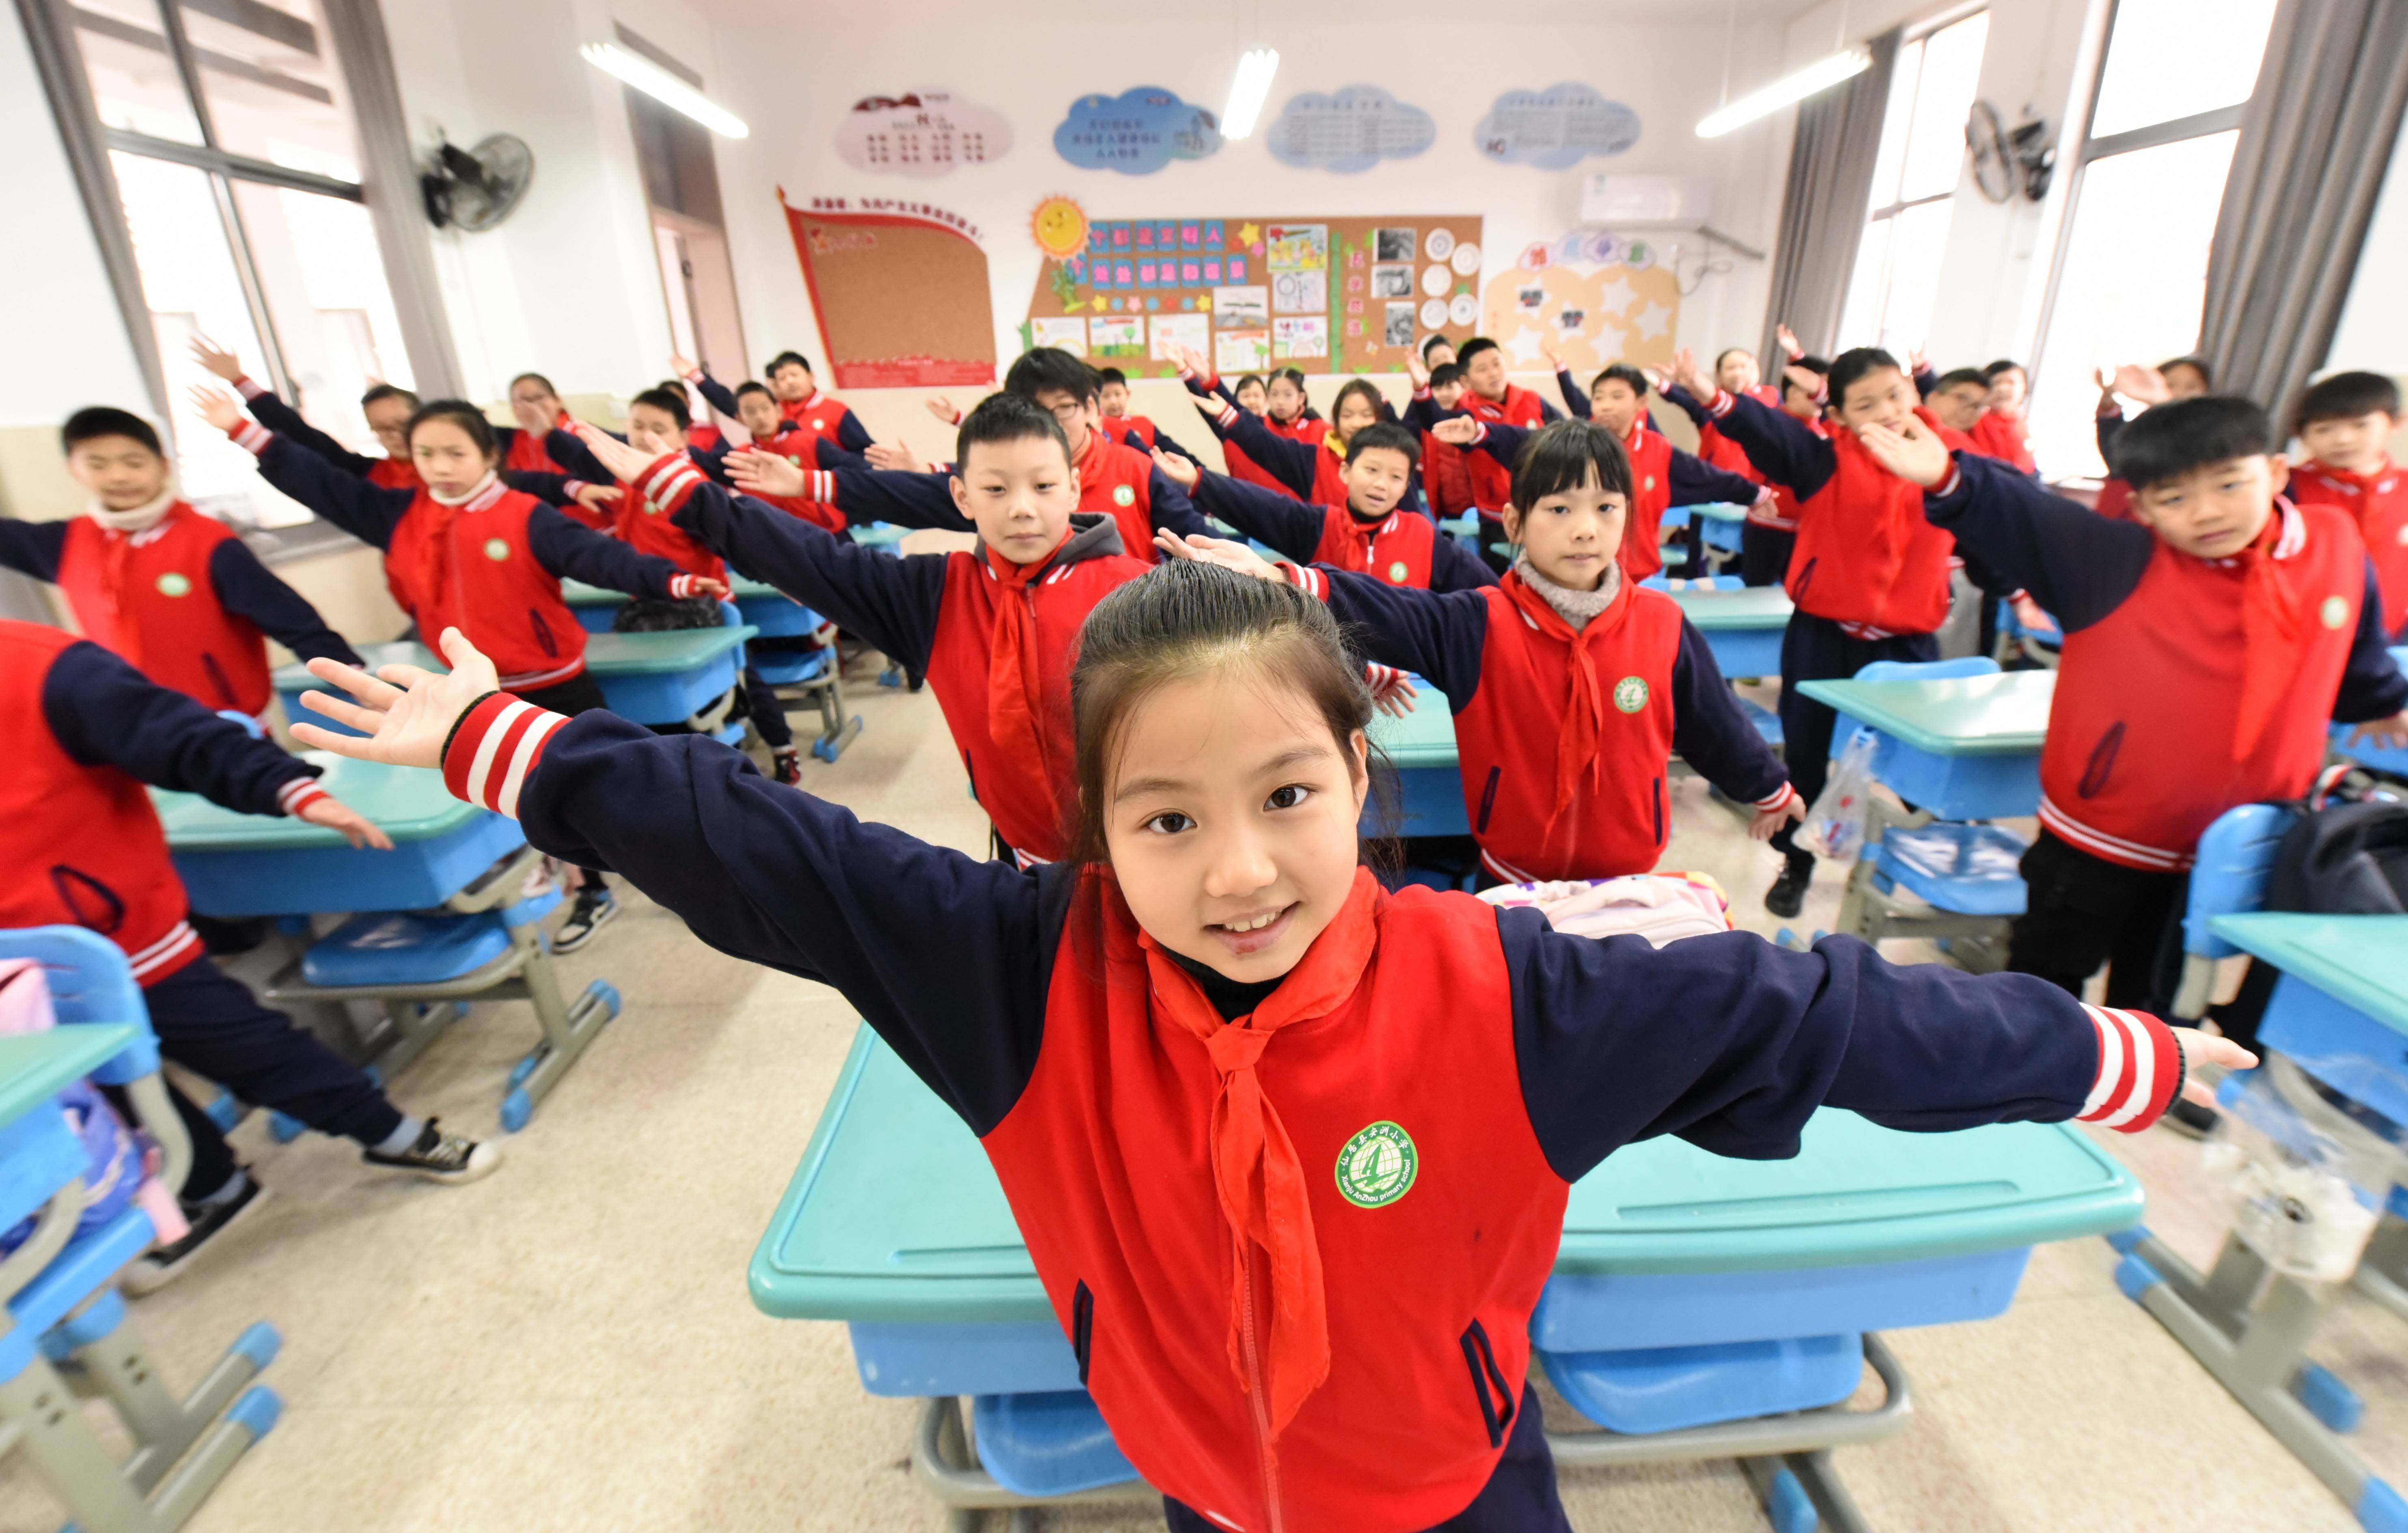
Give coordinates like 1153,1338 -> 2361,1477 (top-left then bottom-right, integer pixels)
2326,113 -> 2408,375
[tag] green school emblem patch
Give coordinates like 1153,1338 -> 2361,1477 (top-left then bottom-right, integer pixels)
1613,675 -> 1649,713
2320,595 -> 2349,629
1335,1121 -> 1417,1208
1112,484 -> 1136,507
1387,560 -> 1410,583
153,572 -> 191,597
483,538 -> 511,562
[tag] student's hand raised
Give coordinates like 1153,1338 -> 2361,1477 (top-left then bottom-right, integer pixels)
1152,530 -> 1285,582
2111,363 -> 2173,405
726,447 -> 807,499
568,420 -> 655,483
1776,323 -> 1804,360
1150,446 -> 1200,490
1668,346 -> 1718,403
2347,712 -> 2408,751
297,794 -> 395,850
571,481 -> 623,513
668,353 -> 699,379
188,385 -> 247,434
1538,334 -> 1564,371
923,395 -> 961,425
1404,350 -> 1431,389
1429,416 -> 1483,446
1782,364 -> 1826,405
864,440 -> 923,472
1365,664 -> 1418,718
292,628 -> 498,772
190,335 -> 246,383
2173,1030 -> 2258,1110
1854,415 -> 1953,487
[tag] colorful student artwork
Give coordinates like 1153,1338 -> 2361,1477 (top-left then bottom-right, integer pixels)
1088,314 -> 1146,359
1022,206 -> 1482,374
1030,316 -> 1089,356
1054,87 -> 1224,174
1479,247 -> 1681,375
1265,86 -> 1436,173
834,89 -> 1011,179
1473,84 -> 1642,169
782,192 -> 996,388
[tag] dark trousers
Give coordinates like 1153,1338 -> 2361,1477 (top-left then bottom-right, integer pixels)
1740,522 -> 1794,587
2009,830 -> 2187,1016
742,663 -> 795,749
1164,1384 -> 1570,1533
514,673 -> 610,893
1769,613 -> 1939,862
135,955 -> 403,1198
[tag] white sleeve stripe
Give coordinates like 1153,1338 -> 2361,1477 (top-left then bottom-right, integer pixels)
496,712 -> 567,820
463,700 -> 535,811
2079,1005 -> 2122,1116
2100,1007 -> 2157,1128
232,421 -> 272,454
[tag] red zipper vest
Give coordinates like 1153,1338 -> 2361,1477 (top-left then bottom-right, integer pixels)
1618,426 -> 1677,582
0,624 -> 200,985
1462,386 -> 1547,517
383,479 -> 589,690
504,422 -> 567,476
1223,434 -> 1292,496
612,477 -> 727,583
2040,501 -> 2367,870
1452,575 -> 1684,883
2292,459 -> 2407,637
1421,429 -> 1476,519
1311,509 -> 1437,587
1785,409 -> 1955,636
1074,431 -> 1162,561
1969,412 -> 2035,473
55,506 -> 272,715
979,872 -> 1566,1531
1695,419 -> 1760,484
1751,416 -> 1824,531
366,458 -> 421,492
922,541 -> 1151,860
781,389 -> 856,440
1115,414 -> 1159,450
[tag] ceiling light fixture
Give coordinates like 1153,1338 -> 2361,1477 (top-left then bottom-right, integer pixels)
1222,48 -> 1280,140
579,42 -> 749,139
1694,48 -> 1870,138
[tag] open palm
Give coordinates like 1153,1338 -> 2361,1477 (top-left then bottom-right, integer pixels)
290,628 -> 499,771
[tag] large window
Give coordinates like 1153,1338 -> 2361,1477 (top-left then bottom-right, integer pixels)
2027,0 -> 2280,476
1837,9 -> 1990,358
28,0 -> 440,543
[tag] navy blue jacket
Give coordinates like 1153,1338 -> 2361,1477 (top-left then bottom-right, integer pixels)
1188,471 -> 1493,593
1179,379 -> 1432,519
688,373 -> 875,454
42,639 -> 319,808
796,446 -> 1212,546
0,519 -> 361,671
241,385 -> 562,499
1473,420 -> 1762,511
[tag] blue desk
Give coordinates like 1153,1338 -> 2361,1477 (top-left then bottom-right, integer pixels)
753,1025 -> 2138,1522
1796,670 -> 2052,821
560,575 -> 822,638
1669,584 -> 1792,681
275,631 -> 755,734
1363,680 -> 1464,838
2331,647 -> 2408,777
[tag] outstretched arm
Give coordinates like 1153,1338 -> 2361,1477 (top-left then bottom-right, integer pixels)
1669,348 -> 1834,501
0,519 -> 69,582
1666,620 -> 1798,836
1666,446 -> 1772,511
205,539 -> 363,669
1166,458 -> 1327,562
205,389 -> 412,550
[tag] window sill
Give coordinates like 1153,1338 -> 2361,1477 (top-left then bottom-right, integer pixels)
237,517 -> 373,565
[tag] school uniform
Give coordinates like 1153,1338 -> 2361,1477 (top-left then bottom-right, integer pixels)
434,681 -> 2184,1531
0,497 -> 360,717
1399,392 -> 1477,520
1188,470 -> 1492,593
1921,453 -> 2408,1018
1107,412 -> 1200,467
1460,384 -> 1560,517
233,377 -> 422,492
686,370 -> 874,453
1968,411 -> 2036,474
1465,419 -> 1769,583
1702,390 -> 1958,838
1,621 -> 409,1197
2291,459 -> 2408,639
1177,378 -> 1350,511
657,460 -> 1148,864
1660,385 -> 1800,587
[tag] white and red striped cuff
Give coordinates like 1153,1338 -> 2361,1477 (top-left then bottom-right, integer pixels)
667,573 -> 715,599
1212,400 -> 1239,430
228,420 -> 272,455
684,368 -> 707,386
1932,465 -> 1965,499
2076,1005 -> 2184,1132
1468,421 -> 1489,445
442,694 -> 570,819
274,776 -> 330,817
1281,563 -> 1327,600
235,376 -> 268,401
802,469 -> 837,504
1752,782 -> 1802,813
1705,389 -> 1734,419
634,451 -> 707,516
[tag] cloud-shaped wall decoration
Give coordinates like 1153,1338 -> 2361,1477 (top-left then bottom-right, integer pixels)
1054,87 -> 1224,175
1265,85 -> 1436,174
1473,84 -> 1641,169
835,89 -> 1013,179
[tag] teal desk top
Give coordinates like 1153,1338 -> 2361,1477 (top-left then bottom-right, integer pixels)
750,1026 -> 2141,1322
274,640 -> 434,691
1795,670 -> 2054,756
2207,914 -> 2408,1036
1688,502 -> 1750,523
1365,679 -> 1456,770
1669,587 -> 1794,630
274,630 -> 754,688
562,576 -> 786,604
154,755 -> 483,850
0,1027 -> 138,1130
851,522 -> 908,549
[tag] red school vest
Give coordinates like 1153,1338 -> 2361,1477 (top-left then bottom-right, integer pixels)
0,623 -> 201,985
1074,431 -> 1162,559
383,480 -> 589,690
1312,508 -> 1438,586
1462,386 -> 1548,517
1114,414 -> 1159,451
55,505 -> 272,716
2292,459 -> 2408,637
612,476 -> 726,583
366,458 -> 422,492
1618,426 -> 1677,582
1969,411 -> 2035,474
922,546 -> 1151,860
1422,428 -> 1476,520
1785,408 -> 1955,636
1453,575 -> 1684,884
780,389 -> 857,442
2040,501 -> 2368,871
978,872 -> 1567,1531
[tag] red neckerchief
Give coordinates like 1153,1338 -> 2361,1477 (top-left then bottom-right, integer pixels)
2229,499 -> 2310,762
983,527 -> 1075,798
1499,567 -> 1638,835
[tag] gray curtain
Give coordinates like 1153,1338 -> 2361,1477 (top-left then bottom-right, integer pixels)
2200,0 -> 2408,418
1760,29 -> 1901,365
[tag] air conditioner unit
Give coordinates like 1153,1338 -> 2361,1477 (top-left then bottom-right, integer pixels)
1578,174 -> 1715,230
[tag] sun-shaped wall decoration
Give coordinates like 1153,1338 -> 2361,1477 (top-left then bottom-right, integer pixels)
1029,195 -> 1090,260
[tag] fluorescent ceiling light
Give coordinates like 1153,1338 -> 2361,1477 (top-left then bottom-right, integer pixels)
580,42 -> 749,138
1222,48 -> 1279,140
1695,49 -> 1870,138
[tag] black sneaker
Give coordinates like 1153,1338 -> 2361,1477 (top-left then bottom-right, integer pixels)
122,1173 -> 271,1296
2159,1096 -> 2220,1139
1765,853 -> 1815,919
362,1119 -> 500,1184
551,888 -> 617,953
773,746 -> 802,785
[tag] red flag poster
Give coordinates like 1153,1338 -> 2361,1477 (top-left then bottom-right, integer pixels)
781,192 -> 997,388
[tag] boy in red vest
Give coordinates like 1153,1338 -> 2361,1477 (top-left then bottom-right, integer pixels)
2092,358 -> 2212,520
682,350 -> 873,452
1669,346 -> 1959,917
1658,357 -> 1830,590
2289,371 -> 2406,640
1401,358 -> 1478,519
1094,365 -> 1200,464
1150,424 -> 1493,593
1968,360 -> 2037,473
1863,397 -> 2408,1123
1,620 -> 497,1289
1454,337 -> 1563,573
0,408 -> 363,718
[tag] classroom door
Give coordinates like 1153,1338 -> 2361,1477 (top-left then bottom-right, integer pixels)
652,211 -> 747,406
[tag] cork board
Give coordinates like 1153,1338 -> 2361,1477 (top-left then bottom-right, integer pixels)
781,191 -> 997,388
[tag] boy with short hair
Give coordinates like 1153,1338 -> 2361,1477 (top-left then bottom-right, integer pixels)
1923,369 -> 1993,443
681,350 -> 873,452
1452,337 -> 1563,569
1091,366 -> 1200,466
0,408 -> 363,717
2289,370 -> 2405,639
1860,397 -> 2408,1100
1970,360 -> 2037,473
1400,356 -> 1477,520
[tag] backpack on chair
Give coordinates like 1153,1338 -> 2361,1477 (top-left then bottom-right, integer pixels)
2264,779 -> 2408,914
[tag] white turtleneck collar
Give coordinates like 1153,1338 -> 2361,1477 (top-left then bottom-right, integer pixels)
427,471 -> 499,508
83,487 -> 178,535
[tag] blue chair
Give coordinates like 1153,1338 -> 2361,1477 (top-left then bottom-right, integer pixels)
1993,597 -> 2063,670
0,927 -> 280,1530
970,1390 -> 1138,1498
1833,657 -> 2028,968
1640,574 -> 1744,592
739,595 -> 861,764
2170,803 -> 2299,1020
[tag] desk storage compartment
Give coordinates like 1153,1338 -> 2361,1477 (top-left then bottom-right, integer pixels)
1532,1248 -> 2030,1353
848,1320 -> 1082,1398
1540,1332 -> 1861,1434
971,1389 -> 1136,1497
303,911 -> 514,988
1867,736 -> 2041,821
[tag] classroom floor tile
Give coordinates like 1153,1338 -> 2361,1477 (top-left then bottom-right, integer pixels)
1,669 -> 2399,1533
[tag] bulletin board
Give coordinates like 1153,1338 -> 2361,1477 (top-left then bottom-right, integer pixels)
781,192 -> 997,388
1478,257 -> 1682,375
1020,214 -> 1484,376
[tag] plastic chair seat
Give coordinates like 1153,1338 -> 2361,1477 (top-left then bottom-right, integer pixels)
2,1206 -> 156,1380
1872,823 -> 2030,916
970,1389 -> 1137,1497
1539,1333 -> 1863,1434
301,911 -> 513,987
750,648 -> 830,686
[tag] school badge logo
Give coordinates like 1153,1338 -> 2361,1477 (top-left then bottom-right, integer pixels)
1335,1120 -> 1417,1208
484,538 -> 511,561
153,572 -> 191,597
2320,595 -> 2349,629
1387,560 -> 1409,583
1613,675 -> 1649,712
1112,484 -> 1136,507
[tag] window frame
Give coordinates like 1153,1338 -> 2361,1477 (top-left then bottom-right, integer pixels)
1841,4 -> 1990,357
